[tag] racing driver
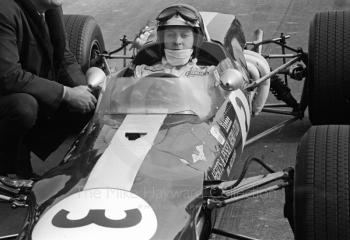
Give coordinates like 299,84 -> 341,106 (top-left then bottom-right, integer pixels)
133,4 -> 270,116
134,4 -> 216,78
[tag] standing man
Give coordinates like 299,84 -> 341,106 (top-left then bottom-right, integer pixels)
0,0 -> 97,177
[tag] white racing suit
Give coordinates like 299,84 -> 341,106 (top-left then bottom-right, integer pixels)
134,57 -> 215,79
134,57 -> 219,119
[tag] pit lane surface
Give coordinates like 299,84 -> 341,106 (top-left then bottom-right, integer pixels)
1,0 -> 350,239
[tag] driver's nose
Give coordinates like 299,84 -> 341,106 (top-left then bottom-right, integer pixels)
173,35 -> 183,49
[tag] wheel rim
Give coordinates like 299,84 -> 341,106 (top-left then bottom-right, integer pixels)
89,39 -> 102,68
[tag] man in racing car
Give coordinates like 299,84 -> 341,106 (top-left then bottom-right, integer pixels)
133,4 -> 252,92
0,0 -> 96,177
133,4 -> 270,115
134,4 -> 215,78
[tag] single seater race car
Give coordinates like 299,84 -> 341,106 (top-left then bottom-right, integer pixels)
0,9 -> 349,240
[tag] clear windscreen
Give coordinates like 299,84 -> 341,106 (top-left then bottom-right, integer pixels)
99,74 -> 226,119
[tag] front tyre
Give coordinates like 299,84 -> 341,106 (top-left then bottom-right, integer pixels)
294,125 -> 350,240
307,11 -> 350,125
63,15 -> 105,73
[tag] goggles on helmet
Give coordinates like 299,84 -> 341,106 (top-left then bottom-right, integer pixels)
156,5 -> 200,27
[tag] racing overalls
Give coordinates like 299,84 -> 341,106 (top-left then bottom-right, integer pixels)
134,57 -> 215,78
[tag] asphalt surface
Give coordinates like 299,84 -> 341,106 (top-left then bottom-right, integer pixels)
1,0 -> 350,239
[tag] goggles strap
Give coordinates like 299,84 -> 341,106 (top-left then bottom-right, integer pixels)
157,7 -> 198,24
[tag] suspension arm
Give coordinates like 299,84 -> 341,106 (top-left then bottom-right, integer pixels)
207,182 -> 289,209
245,56 -> 302,90
0,234 -> 19,240
205,169 -> 293,210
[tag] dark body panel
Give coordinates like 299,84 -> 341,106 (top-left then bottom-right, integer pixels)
21,11 -> 252,239
26,86 -> 248,240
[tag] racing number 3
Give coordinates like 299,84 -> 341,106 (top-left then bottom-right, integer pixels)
52,208 -> 142,228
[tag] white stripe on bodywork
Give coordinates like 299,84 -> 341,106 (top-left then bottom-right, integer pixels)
229,89 -> 251,149
84,114 -> 166,191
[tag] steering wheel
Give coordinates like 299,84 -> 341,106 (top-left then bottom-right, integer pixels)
146,73 -> 178,78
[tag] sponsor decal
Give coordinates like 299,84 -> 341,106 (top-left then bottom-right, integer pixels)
211,141 -> 233,180
226,150 -> 237,176
185,68 -> 209,77
228,119 -> 240,147
210,125 -> 225,145
192,145 -> 206,163
217,102 -> 235,136
209,100 -> 246,180
221,140 -> 232,161
218,115 -> 233,135
143,65 -> 164,72
32,189 -> 157,240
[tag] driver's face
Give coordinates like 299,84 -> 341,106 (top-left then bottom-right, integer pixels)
163,27 -> 194,50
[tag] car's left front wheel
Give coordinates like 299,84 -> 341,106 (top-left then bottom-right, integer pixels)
63,15 -> 105,73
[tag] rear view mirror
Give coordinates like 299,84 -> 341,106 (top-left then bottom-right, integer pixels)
220,68 -> 244,91
86,67 -> 106,89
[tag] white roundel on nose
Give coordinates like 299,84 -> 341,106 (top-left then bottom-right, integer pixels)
32,189 -> 157,240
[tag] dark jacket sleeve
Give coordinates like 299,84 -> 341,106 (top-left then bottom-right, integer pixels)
0,3 -> 63,112
46,7 -> 87,87
60,37 -> 87,87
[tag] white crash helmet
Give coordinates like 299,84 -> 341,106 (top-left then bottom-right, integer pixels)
156,4 -> 206,57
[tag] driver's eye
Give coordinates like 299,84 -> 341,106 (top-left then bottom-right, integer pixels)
164,32 -> 175,38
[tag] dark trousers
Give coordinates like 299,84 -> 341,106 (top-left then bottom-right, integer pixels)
0,93 -> 91,177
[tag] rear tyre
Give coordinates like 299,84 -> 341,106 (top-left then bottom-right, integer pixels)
63,15 -> 105,73
307,11 -> 350,125
294,125 -> 350,240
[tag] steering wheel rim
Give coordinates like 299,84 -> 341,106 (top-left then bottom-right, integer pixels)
146,72 -> 178,78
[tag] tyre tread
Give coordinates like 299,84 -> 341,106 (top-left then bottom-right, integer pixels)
308,11 -> 350,124
294,125 -> 350,240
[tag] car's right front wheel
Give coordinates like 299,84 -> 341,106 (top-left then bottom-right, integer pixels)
294,125 -> 350,240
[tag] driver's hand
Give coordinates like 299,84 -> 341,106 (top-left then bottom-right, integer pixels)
63,85 -> 97,113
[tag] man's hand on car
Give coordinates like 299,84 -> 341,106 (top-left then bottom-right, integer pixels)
63,85 -> 97,113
